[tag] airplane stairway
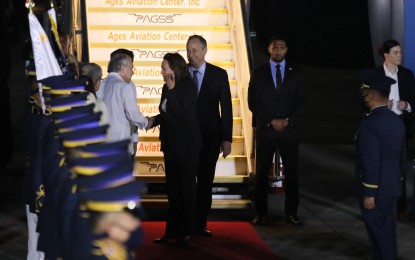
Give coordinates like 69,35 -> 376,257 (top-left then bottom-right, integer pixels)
80,0 -> 254,209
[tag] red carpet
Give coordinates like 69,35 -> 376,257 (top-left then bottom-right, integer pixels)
135,221 -> 280,260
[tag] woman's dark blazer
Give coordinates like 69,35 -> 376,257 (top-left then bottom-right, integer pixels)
374,65 -> 415,140
153,77 -> 201,153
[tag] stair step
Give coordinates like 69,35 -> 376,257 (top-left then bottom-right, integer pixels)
99,60 -> 237,80
135,98 -> 241,118
133,79 -> 239,98
141,198 -> 252,209
95,49 -> 234,67
136,174 -> 249,183
137,135 -> 244,142
84,0 -> 253,210
87,7 -> 229,14
134,144 -> 245,157
86,8 -> 229,26
86,0 -> 227,9
90,42 -> 232,50
134,155 -> 247,176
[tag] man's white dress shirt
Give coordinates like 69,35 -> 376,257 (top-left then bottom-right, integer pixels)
100,72 -> 147,154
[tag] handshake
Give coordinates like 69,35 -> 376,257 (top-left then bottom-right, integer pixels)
145,116 -> 155,131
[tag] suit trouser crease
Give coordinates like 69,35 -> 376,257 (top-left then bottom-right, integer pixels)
196,143 -> 221,230
254,128 -> 299,216
163,149 -> 198,235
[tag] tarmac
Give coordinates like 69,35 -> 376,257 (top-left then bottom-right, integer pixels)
1,30 -> 415,260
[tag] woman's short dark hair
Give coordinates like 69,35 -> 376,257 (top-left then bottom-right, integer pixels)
378,39 -> 400,58
162,52 -> 190,83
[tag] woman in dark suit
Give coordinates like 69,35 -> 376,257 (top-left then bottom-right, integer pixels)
149,52 -> 201,244
374,39 -> 415,218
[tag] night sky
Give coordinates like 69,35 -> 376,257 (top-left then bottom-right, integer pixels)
250,0 -> 374,69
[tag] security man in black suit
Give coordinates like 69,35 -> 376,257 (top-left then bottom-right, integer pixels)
374,39 -> 415,218
248,35 -> 308,226
355,70 -> 406,260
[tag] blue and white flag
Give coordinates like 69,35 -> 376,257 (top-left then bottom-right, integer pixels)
48,7 -> 68,73
29,12 -> 62,81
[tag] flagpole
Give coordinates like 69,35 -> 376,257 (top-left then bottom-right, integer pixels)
27,0 -> 34,14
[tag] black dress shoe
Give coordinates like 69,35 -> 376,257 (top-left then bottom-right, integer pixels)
153,234 -> 174,243
178,235 -> 192,245
200,228 -> 212,237
286,215 -> 303,226
397,212 -> 413,222
251,216 -> 267,226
